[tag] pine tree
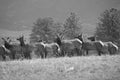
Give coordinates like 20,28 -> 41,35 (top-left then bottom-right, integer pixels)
95,8 -> 120,44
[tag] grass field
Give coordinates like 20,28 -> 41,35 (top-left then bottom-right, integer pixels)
0,55 -> 120,80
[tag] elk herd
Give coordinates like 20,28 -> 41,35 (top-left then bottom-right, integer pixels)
0,33 -> 119,61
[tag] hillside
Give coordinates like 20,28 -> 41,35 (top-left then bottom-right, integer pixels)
0,55 -> 120,80
0,29 -> 31,44
0,29 -> 31,38
0,23 -> 96,39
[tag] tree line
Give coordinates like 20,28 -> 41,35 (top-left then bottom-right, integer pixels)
30,12 -> 82,43
30,8 -> 120,47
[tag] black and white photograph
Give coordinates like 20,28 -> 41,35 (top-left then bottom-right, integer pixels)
0,0 -> 120,80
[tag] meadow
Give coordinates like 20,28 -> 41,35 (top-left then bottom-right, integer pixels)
0,54 -> 120,80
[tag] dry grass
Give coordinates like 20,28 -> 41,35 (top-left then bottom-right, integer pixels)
0,55 -> 120,80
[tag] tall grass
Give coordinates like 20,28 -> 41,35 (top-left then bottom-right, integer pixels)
0,55 -> 120,80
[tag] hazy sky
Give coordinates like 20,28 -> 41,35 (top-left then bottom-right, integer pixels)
0,0 -> 120,31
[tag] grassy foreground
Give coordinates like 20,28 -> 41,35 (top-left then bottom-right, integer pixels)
0,55 -> 120,80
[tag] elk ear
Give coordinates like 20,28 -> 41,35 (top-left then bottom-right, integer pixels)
78,33 -> 83,38
38,39 -> 42,42
22,35 -> 24,38
1,38 -> 5,41
6,37 -> 10,40
16,37 -> 19,40
9,39 -> 12,43
80,33 -> 83,36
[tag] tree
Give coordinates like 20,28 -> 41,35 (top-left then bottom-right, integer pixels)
95,8 -> 120,43
51,22 -> 65,39
30,17 -> 55,43
63,12 -> 82,39
30,17 -> 64,43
